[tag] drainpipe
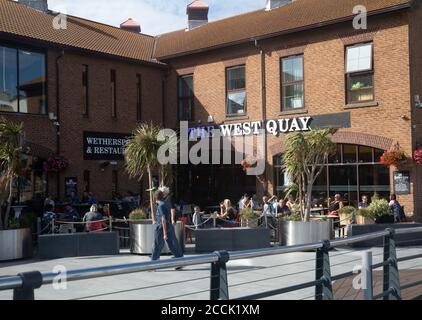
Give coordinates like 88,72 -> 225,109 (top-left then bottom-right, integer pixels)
55,50 -> 65,198
254,39 -> 268,195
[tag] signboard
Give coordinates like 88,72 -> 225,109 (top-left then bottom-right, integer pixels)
83,132 -> 129,160
187,112 -> 351,141
393,171 -> 410,195
65,177 -> 78,197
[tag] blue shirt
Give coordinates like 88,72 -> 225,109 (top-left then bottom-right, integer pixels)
156,201 -> 171,227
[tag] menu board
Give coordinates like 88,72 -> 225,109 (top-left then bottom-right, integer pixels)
393,171 -> 410,195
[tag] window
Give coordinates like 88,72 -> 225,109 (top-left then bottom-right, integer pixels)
346,43 -> 374,104
281,55 -> 304,111
136,74 -> 142,121
112,170 -> 118,195
226,66 -> 246,115
111,69 -> 116,117
178,75 -> 193,121
82,65 -> 88,116
0,45 -> 46,114
83,170 -> 90,192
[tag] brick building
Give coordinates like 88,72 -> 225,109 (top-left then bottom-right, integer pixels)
1,0 -> 421,220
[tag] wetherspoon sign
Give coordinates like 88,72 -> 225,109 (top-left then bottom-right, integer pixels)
188,116 -> 312,140
83,131 -> 129,160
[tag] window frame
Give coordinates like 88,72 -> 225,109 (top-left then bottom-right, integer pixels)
280,54 -> 305,112
0,42 -> 48,115
177,74 -> 194,121
345,42 -> 375,105
225,65 -> 246,116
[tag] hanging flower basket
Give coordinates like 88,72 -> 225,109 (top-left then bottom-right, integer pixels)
380,144 -> 406,167
414,148 -> 422,165
241,157 -> 258,171
43,155 -> 70,174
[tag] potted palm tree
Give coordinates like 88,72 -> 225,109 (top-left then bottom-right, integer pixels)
0,117 -> 32,261
124,123 -> 177,254
279,128 -> 337,246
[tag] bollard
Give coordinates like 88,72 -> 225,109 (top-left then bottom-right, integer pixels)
362,250 -> 373,300
210,251 -> 229,300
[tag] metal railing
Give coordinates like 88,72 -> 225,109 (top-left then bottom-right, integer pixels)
1,226 -> 422,300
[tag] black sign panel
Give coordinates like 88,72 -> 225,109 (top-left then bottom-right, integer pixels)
393,171 -> 410,195
83,132 -> 129,160
65,177 -> 78,197
309,112 -> 351,129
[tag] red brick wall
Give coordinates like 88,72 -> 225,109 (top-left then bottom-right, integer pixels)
163,11 -> 420,219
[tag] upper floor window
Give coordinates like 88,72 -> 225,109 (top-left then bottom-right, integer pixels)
226,65 -> 246,115
111,69 -> 117,118
0,45 -> 46,114
178,75 -> 193,121
281,55 -> 304,111
345,43 -> 374,104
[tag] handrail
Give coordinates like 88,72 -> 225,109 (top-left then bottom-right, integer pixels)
2,226 -> 422,299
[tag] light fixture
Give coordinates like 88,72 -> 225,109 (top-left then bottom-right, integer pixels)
414,95 -> 422,108
207,115 -> 214,123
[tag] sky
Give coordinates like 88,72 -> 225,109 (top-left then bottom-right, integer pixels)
47,0 -> 265,35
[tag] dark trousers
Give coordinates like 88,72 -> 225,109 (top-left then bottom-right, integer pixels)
151,223 -> 183,261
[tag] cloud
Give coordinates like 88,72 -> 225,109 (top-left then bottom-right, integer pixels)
47,0 -> 265,35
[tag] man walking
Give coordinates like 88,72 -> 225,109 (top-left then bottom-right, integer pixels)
151,190 -> 184,265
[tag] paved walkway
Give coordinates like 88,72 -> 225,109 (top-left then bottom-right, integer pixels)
1,246 -> 422,300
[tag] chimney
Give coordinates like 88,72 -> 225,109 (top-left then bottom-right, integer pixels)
187,0 -> 209,30
265,0 -> 294,11
120,18 -> 141,33
18,0 -> 48,12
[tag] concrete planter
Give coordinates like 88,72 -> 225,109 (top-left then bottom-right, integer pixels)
279,220 -> 333,246
356,216 -> 375,225
0,228 -> 32,261
130,221 -> 185,255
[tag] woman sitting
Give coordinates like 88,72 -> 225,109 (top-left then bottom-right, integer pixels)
218,199 -> 238,227
327,194 -> 344,216
82,204 -> 104,232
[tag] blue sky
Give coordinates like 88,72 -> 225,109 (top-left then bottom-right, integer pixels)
47,0 -> 265,35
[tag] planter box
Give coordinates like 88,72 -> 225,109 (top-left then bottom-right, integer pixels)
37,232 -> 119,259
348,223 -> 422,247
356,216 -> 374,225
279,220 -> 333,246
130,221 -> 185,255
195,227 -> 271,253
0,228 -> 32,261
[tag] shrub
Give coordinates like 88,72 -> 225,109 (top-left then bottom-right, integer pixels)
129,208 -> 148,221
357,199 -> 392,220
283,213 -> 302,222
339,206 -> 357,217
240,208 -> 260,220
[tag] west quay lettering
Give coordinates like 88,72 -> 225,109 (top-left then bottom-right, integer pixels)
188,116 -> 312,140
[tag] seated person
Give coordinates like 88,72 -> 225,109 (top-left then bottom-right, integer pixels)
277,199 -> 291,217
82,204 -> 104,232
87,192 -> 98,205
63,205 -> 79,220
41,204 -> 56,234
327,194 -> 344,216
358,195 -> 369,209
67,191 -> 80,205
218,199 -> 238,227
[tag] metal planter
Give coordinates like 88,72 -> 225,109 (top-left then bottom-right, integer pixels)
279,220 -> 333,246
0,228 -> 32,261
129,221 -> 185,255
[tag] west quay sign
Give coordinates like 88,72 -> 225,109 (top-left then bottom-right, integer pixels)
83,131 -> 129,160
188,116 -> 312,140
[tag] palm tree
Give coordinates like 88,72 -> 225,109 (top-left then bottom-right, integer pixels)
124,123 -> 177,222
282,128 -> 337,222
0,117 -> 24,230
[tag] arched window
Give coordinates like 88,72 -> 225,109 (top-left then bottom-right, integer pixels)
273,144 -> 390,206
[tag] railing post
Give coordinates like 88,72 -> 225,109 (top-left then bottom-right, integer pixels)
13,271 -> 43,300
383,228 -> 401,300
51,219 -> 55,234
109,216 -> 113,232
315,240 -> 333,300
210,251 -> 229,300
362,250 -> 373,300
